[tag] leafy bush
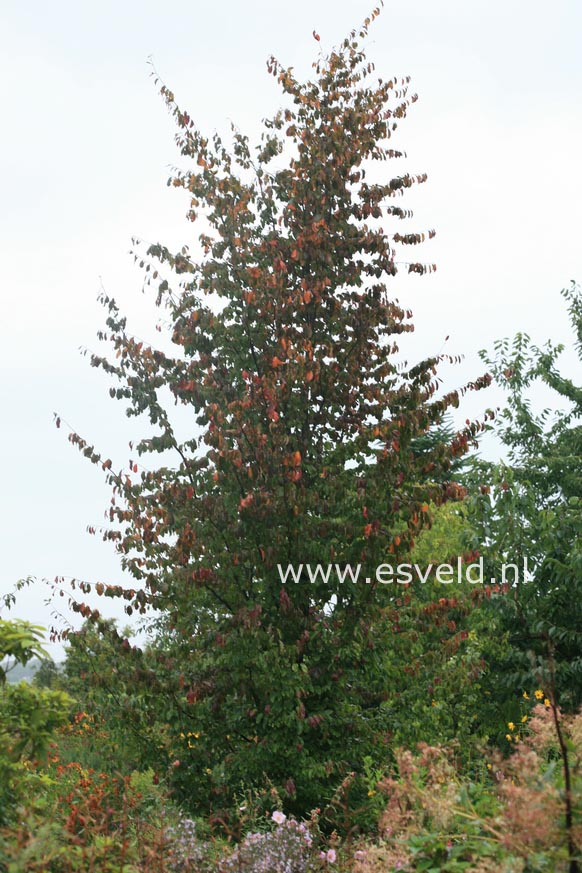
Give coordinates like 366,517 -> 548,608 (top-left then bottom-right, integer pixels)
218,814 -> 319,873
0,620 -> 72,825
352,702 -> 582,872
0,764 -> 170,871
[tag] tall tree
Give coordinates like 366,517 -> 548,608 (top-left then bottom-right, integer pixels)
59,8 -> 489,815
467,282 -> 582,712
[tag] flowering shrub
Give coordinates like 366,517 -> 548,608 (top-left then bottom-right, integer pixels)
218,814 -> 319,873
351,703 -> 582,872
165,816 -> 226,872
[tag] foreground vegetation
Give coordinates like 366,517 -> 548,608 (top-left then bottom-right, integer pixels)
3,6 -> 582,870
3,555 -> 582,871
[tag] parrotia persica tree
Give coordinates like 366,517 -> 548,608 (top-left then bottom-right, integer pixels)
59,7 -> 490,816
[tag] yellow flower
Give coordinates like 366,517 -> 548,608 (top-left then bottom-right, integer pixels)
505,733 -> 512,741
522,691 -> 530,700
508,722 -> 515,731
368,789 -> 376,797
521,715 -> 528,723
534,689 -> 544,700
487,763 -> 492,770
544,698 -> 551,707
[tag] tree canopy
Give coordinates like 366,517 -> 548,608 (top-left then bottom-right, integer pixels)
56,8 -> 491,817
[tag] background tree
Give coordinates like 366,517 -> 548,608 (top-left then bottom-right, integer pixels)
32,658 -> 61,690
59,8 -> 490,818
0,620 -> 71,824
466,282 -> 582,717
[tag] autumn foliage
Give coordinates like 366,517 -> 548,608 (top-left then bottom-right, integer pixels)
56,8 -> 492,816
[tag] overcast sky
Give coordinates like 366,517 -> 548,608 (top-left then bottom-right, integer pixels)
1,0 -> 581,658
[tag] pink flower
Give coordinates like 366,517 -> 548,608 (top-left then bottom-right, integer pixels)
326,849 -> 337,863
272,810 -> 286,825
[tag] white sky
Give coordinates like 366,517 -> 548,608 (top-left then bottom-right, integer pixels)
1,0 -> 581,657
